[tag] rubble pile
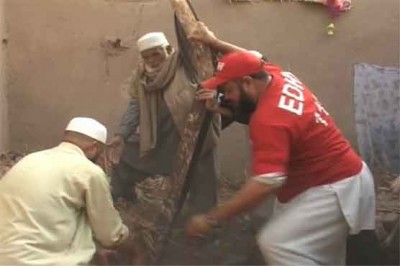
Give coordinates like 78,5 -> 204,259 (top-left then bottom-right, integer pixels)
374,170 -> 399,265
0,152 -> 24,179
113,175 -> 175,264
1,153 -> 398,264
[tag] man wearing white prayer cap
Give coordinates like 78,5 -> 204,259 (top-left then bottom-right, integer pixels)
137,32 -> 169,52
108,30 -> 220,214
0,117 -> 129,265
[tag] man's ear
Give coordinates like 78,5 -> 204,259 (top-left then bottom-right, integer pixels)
242,76 -> 254,89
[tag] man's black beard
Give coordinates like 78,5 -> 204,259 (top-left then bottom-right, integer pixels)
238,85 -> 257,114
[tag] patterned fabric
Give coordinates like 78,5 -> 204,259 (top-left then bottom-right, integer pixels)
354,63 -> 400,174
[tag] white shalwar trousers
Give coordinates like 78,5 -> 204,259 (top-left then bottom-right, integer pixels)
257,162 -> 376,265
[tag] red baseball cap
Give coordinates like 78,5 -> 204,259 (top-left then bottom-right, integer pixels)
201,51 -> 264,90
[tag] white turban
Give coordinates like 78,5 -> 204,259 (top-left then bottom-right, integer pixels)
137,32 -> 169,52
65,117 -> 107,144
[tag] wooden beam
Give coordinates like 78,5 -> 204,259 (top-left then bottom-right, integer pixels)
107,1 -> 216,264
168,0 -> 215,202
170,0 -> 214,79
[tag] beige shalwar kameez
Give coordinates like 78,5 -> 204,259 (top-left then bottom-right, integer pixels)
0,142 -> 128,265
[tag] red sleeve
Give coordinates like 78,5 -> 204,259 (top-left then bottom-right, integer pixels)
250,120 -> 291,176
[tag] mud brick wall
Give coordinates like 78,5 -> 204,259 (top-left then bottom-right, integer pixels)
3,0 -> 400,182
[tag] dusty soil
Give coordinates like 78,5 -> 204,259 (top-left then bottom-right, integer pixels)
0,151 -> 24,177
1,152 -> 398,265
0,152 -> 264,265
158,176 -> 265,265
157,170 -> 400,266
374,169 -> 400,265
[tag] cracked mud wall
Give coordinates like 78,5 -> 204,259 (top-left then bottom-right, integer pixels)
6,0 -> 174,152
5,0 -> 400,182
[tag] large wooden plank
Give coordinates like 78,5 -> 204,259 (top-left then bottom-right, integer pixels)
107,1 -> 216,265
168,0 -> 215,209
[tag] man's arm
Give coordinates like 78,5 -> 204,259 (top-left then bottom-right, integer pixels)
116,71 -> 140,140
211,179 -> 276,222
204,37 -> 248,55
108,73 -> 140,164
191,22 -> 267,60
186,120 -> 290,237
108,100 -> 139,165
85,168 -> 129,247
185,177 -> 281,238
116,99 -> 140,140
190,22 -> 248,54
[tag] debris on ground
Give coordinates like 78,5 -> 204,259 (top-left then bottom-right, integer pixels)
374,169 -> 400,265
1,152 -> 398,265
0,152 -> 24,178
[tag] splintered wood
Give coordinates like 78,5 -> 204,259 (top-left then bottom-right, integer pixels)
111,0 -> 216,264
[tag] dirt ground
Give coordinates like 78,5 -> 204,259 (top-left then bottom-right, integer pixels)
158,176 -> 266,265
0,152 -> 399,265
0,151 -> 265,265
148,169 -> 400,266
374,169 -> 400,265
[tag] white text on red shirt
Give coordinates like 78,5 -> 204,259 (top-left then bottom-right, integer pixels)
278,72 -> 304,115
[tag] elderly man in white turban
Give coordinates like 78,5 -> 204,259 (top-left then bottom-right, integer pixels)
109,32 -> 219,213
0,117 -> 129,265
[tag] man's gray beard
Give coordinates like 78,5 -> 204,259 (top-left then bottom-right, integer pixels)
144,64 -> 162,74
143,47 -> 170,75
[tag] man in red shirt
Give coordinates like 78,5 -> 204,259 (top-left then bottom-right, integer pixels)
186,27 -> 376,265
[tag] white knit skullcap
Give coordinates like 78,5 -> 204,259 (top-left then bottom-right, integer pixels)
137,32 -> 169,52
65,117 -> 107,144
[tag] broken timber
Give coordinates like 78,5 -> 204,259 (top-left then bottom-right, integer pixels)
167,0 -> 215,201
109,0 -> 216,265
151,0 -> 217,262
